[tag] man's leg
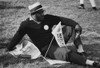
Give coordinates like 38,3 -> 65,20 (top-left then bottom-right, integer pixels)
68,51 -> 86,65
89,0 -> 97,10
67,51 -> 100,67
47,44 -> 70,61
45,45 -> 100,67
62,26 -> 85,54
89,0 -> 96,7
74,36 -> 85,53
79,0 -> 85,9
80,0 -> 84,4
62,26 -> 73,44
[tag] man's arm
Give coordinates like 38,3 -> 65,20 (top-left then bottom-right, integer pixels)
7,22 -> 26,51
60,17 -> 82,38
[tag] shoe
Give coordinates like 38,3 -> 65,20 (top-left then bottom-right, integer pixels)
93,61 -> 100,68
78,4 -> 85,9
92,7 -> 97,10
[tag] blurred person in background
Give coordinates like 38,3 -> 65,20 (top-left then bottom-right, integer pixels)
78,0 -> 97,10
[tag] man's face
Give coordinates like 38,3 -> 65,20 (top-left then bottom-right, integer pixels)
31,9 -> 45,21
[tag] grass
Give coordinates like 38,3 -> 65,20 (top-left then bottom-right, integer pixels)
0,0 -> 100,68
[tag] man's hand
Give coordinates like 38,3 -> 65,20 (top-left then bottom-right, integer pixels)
75,24 -> 82,39
75,31 -> 80,39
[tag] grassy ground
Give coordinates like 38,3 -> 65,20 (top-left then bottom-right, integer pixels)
0,0 -> 100,68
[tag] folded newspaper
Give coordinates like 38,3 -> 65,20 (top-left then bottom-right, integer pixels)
9,41 -> 69,65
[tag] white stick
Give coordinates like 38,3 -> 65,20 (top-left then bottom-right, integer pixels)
44,36 -> 54,57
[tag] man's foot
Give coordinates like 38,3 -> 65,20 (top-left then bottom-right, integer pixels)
93,61 -> 100,68
92,7 -> 97,10
78,4 -> 85,9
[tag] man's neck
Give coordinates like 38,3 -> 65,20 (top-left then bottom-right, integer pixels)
30,16 -> 41,24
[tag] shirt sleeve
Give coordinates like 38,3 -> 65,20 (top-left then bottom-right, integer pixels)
60,17 -> 78,28
7,21 -> 26,50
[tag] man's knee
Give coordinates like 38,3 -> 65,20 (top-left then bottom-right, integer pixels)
62,26 -> 73,38
62,26 -> 75,43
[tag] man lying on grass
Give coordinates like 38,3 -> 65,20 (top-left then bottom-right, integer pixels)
6,2 -> 100,68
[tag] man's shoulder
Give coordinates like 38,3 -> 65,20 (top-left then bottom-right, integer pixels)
60,16 -> 76,22
21,18 -> 30,26
45,14 -> 71,20
22,18 -> 30,23
45,14 -> 76,23
45,14 -> 60,20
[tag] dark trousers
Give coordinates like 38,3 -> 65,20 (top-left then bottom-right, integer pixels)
68,50 -> 86,65
42,26 -> 86,65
